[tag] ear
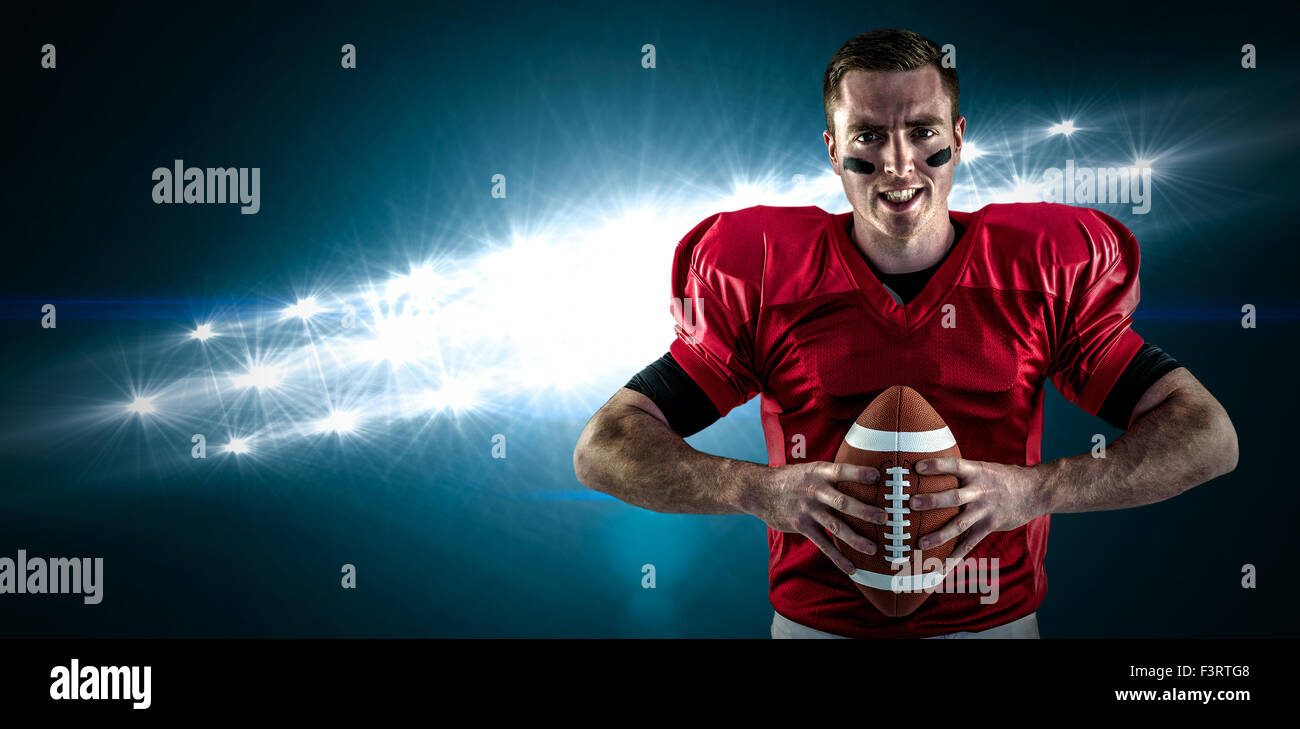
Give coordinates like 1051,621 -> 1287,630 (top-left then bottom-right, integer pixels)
824,128 -> 842,173
952,116 -> 966,163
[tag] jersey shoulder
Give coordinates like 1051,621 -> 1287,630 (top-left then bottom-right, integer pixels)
962,202 -> 1139,300
672,205 -> 854,306
671,206 -> 768,292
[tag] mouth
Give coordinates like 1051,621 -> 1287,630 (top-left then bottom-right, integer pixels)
877,187 -> 924,213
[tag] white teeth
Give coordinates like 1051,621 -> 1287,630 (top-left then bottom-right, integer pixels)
882,189 -> 919,202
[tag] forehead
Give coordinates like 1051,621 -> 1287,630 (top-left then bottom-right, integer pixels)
833,66 -> 949,126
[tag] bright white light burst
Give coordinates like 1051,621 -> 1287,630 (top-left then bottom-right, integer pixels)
1049,120 -> 1078,136
422,380 -> 479,413
315,410 -> 360,435
126,396 -> 157,415
284,296 -> 324,320
232,364 -> 283,390
224,436 -> 253,455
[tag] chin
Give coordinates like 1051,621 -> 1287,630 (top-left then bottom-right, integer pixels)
869,214 -> 924,241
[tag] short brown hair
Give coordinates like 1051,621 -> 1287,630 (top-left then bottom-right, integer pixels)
823,29 -> 960,135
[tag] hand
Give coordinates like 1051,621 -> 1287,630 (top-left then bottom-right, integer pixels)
910,457 -> 1046,563
746,462 -> 887,575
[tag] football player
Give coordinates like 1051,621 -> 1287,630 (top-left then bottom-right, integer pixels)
572,29 -> 1238,638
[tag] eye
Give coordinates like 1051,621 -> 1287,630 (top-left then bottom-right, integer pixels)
854,132 -> 880,143
914,129 -> 938,138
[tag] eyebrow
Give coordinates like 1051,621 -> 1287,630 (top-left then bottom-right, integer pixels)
846,115 -> 946,133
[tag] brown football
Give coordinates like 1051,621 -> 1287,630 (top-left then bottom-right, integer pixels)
832,385 -> 962,617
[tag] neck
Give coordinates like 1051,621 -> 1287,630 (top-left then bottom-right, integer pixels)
851,212 -> 955,275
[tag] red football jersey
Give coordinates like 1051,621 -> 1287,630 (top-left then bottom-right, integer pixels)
668,203 -> 1144,638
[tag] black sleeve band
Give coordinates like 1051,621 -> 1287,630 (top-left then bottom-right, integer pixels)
1097,342 -> 1184,429
624,351 -> 722,437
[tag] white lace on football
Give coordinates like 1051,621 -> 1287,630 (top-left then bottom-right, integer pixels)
882,465 -> 912,564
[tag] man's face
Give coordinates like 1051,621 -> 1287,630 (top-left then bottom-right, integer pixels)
825,67 -> 964,242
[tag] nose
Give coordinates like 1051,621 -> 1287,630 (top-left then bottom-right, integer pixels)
882,136 -> 915,177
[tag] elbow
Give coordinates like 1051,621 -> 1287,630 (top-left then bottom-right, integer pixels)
1216,410 -> 1239,476
572,426 -> 595,489
1199,402 -> 1238,481
573,415 -> 611,490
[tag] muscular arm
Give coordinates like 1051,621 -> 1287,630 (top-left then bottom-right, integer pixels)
573,386 -> 887,574
1035,367 -> 1239,514
572,387 -> 760,514
913,366 -> 1240,561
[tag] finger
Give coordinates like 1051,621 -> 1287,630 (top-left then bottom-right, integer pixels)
911,483 -> 983,511
800,522 -> 859,575
918,509 -> 983,550
819,462 -> 880,486
915,457 -> 978,480
813,484 -> 888,525
810,510 -> 877,557
947,528 -> 990,563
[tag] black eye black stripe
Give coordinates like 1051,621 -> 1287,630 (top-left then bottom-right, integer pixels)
925,147 -> 952,167
844,157 -> 875,174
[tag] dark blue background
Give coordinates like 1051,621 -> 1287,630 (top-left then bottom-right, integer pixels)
1,1 -> 1294,636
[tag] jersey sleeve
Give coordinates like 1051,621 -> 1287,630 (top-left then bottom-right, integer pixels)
1048,208 -> 1146,416
667,211 -> 764,417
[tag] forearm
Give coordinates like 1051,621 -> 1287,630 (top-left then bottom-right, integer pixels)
1037,389 -> 1238,515
573,406 -> 767,514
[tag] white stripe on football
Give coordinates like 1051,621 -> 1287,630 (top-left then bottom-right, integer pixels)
844,424 -> 956,454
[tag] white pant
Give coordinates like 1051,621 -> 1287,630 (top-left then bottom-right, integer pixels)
771,610 -> 1040,639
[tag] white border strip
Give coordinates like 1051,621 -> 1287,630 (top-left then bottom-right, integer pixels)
845,424 -> 955,454
850,567 -> 947,592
